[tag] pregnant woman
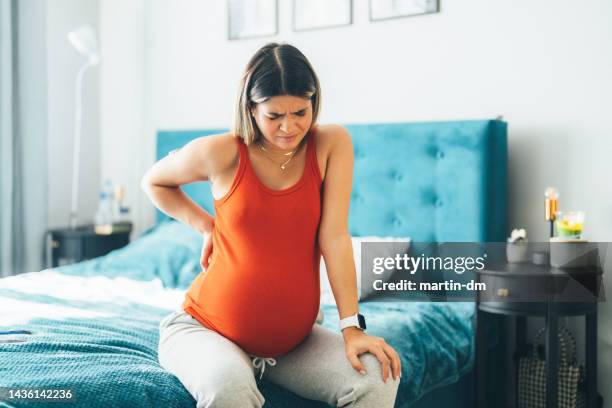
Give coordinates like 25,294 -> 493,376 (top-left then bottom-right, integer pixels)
142,43 -> 400,408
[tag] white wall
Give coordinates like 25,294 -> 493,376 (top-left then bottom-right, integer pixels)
99,0 -> 612,404
16,0 -> 48,272
99,0 -> 144,234
47,0 -> 100,229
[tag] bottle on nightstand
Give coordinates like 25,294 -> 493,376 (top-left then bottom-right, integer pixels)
94,190 -> 113,228
94,181 -> 132,235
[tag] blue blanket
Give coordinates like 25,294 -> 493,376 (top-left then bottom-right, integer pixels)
0,221 -> 475,407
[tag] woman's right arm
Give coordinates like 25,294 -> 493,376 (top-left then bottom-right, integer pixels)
140,135 -> 228,235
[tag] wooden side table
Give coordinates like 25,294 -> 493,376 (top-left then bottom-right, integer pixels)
475,262 -> 602,408
46,224 -> 132,268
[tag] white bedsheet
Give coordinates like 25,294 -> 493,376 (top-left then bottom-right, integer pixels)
0,270 -> 185,326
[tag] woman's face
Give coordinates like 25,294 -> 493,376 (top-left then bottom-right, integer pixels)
251,95 -> 313,150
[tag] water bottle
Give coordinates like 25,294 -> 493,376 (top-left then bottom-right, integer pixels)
94,191 -> 113,226
103,179 -> 114,202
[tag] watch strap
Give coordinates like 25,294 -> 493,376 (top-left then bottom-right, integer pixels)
339,313 -> 366,331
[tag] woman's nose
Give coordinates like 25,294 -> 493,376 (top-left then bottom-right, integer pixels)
279,117 -> 294,133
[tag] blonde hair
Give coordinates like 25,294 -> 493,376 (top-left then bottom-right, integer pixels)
232,43 -> 321,145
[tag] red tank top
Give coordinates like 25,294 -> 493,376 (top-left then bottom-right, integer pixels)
182,128 -> 323,357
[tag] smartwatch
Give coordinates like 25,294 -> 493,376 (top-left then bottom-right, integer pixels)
339,313 -> 367,331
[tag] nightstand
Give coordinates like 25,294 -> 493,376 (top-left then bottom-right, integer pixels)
46,223 -> 132,268
474,262 -> 602,408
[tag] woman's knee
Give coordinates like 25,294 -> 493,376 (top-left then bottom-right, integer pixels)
338,354 -> 400,407
358,376 -> 400,407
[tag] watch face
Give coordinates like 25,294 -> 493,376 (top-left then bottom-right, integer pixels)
358,314 -> 367,330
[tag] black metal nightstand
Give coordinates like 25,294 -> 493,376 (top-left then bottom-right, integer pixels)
475,262 -> 602,408
46,223 -> 132,268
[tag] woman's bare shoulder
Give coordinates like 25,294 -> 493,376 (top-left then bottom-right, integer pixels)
315,124 -> 352,155
167,131 -> 238,180
312,124 -> 352,181
195,132 -> 239,176
142,132 -> 237,186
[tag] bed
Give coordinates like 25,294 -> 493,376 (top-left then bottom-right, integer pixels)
0,119 -> 507,407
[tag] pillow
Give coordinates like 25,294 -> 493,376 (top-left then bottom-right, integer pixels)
54,220 -> 203,289
320,236 -> 411,305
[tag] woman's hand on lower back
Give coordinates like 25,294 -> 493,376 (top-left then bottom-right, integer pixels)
200,221 -> 215,270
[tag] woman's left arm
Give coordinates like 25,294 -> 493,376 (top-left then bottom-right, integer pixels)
318,125 -> 401,383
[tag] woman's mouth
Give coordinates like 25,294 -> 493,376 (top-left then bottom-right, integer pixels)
277,134 -> 297,142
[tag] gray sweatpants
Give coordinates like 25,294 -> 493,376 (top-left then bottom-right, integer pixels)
158,310 -> 400,408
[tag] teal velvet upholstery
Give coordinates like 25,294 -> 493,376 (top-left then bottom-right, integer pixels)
156,119 -> 507,242
345,120 -> 507,242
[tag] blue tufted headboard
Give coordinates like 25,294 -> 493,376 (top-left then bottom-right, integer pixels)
156,119 -> 507,243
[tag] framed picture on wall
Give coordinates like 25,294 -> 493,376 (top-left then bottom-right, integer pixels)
369,0 -> 439,22
228,0 -> 278,40
293,0 -> 352,32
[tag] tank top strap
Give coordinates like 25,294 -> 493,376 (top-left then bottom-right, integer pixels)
235,135 -> 247,157
232,136 -> 247,173
215,136 -> 248,205
306,126 -> 323,184
234,136 -> 250,181
236,135 -> 259,184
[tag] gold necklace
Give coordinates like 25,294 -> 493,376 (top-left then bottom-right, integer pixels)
257,140 -> 302,171
258,143 -> 295,156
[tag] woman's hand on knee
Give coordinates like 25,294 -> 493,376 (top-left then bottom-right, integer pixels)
342,329 -> 402,383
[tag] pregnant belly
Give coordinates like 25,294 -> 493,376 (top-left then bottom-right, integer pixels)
185,266 -> 320,357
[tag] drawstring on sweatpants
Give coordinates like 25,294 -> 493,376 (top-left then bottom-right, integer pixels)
251,356 -> 277,379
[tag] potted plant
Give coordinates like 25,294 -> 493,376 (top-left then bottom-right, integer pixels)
507,228 -> 529,263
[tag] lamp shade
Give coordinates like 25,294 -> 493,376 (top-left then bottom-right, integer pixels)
67,25 -> 100,65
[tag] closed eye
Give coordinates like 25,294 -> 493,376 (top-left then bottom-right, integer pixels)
267,109 -> 308,119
